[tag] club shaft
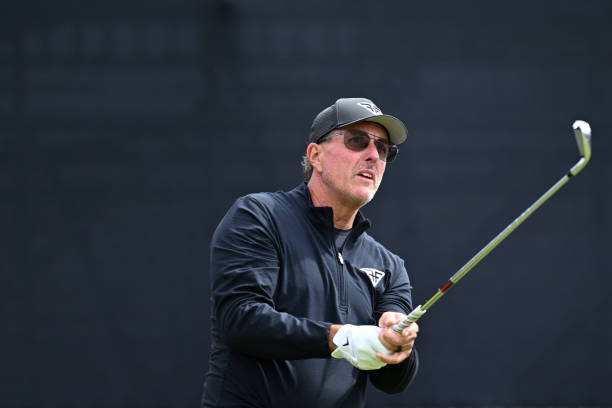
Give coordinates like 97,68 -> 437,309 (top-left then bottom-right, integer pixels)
445,171 -> 573,291
393,166 -> 580,333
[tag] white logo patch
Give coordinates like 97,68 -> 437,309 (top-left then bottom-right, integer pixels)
357,102 -> 382,116
359,268 -> 385,287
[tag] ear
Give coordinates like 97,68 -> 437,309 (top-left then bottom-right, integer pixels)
306,143 -> 324,173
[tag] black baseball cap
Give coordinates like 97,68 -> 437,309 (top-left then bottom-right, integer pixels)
308,98 -> 408,145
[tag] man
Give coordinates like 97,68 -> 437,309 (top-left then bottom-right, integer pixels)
202,98 -> 420,408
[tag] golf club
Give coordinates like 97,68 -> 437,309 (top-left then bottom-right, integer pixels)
393,120 -> 592,334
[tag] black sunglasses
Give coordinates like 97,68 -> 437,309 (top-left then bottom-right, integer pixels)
317,129 -> 399,163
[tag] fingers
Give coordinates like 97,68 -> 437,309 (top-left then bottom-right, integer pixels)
401,322 -> 419,337
375,312 -> 421,365
376,333 -> 416,364
376,321 -> 418,365
378,323 -> 418,348
378,311 -> 405,328
376,348 -> 412,364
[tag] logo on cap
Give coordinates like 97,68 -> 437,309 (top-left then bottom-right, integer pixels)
357,102 -> 382,116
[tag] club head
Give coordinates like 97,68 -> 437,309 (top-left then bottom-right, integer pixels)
573,120 -> 592,160
570,120 -> 592,176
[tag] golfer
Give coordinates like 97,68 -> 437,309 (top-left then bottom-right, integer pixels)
202,98 -> 420,408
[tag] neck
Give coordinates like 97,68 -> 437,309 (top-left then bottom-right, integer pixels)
307,179 -> 359,230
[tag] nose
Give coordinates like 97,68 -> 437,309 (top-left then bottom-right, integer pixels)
363,138 -> 381,162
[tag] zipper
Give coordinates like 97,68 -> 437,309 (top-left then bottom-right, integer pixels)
337,249 -> 347,312
335,240 -> 348,313
330,222 -> 353,314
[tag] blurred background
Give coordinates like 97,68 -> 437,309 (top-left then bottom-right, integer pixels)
2,1 -> 611,407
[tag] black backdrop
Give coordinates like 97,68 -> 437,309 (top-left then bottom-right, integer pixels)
2,1 -> 611,407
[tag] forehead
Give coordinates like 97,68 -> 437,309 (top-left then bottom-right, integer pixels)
342,121 -> 389,141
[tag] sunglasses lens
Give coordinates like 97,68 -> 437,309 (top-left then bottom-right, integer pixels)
344,130 -> 370,151
386,145 -> 398,162
343,129 -> 398,162
373,140 -> 389,160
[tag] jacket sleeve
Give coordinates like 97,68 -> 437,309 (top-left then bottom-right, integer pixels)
210,195 -> 332,360
373,257 -> 413,319
370,257 -> 419,392
369,349 -> 419,393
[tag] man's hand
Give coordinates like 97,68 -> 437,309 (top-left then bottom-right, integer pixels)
376,311 -> 419,365
330,324 -> 393,370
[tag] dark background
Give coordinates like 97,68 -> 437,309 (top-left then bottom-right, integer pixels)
2,1 -> 611,407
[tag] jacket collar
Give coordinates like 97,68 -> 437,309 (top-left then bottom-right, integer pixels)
297,183 -> 371,240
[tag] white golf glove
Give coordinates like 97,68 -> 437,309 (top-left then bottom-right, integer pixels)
331,324 -> 392,370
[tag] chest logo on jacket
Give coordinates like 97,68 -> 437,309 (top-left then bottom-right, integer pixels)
359,268 -> 385,287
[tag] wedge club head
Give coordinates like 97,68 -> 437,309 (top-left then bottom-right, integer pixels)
570,120 -> 591,176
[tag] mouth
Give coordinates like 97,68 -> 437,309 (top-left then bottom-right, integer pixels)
356,170 -> 375,182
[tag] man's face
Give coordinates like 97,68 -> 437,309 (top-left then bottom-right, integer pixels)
316,121 -> 389,208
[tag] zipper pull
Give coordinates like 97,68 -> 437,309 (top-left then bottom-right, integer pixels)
337,252 -> 344,265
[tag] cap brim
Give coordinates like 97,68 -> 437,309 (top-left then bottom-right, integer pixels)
364,115 -> 408,145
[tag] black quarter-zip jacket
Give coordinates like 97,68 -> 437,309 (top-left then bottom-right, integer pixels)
202,183 -> 419,408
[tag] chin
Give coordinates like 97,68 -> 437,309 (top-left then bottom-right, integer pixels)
351,188 -> 376,207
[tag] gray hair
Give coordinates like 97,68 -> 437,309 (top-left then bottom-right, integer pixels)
301,154 -> 313,182
302,131 -> 335,182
